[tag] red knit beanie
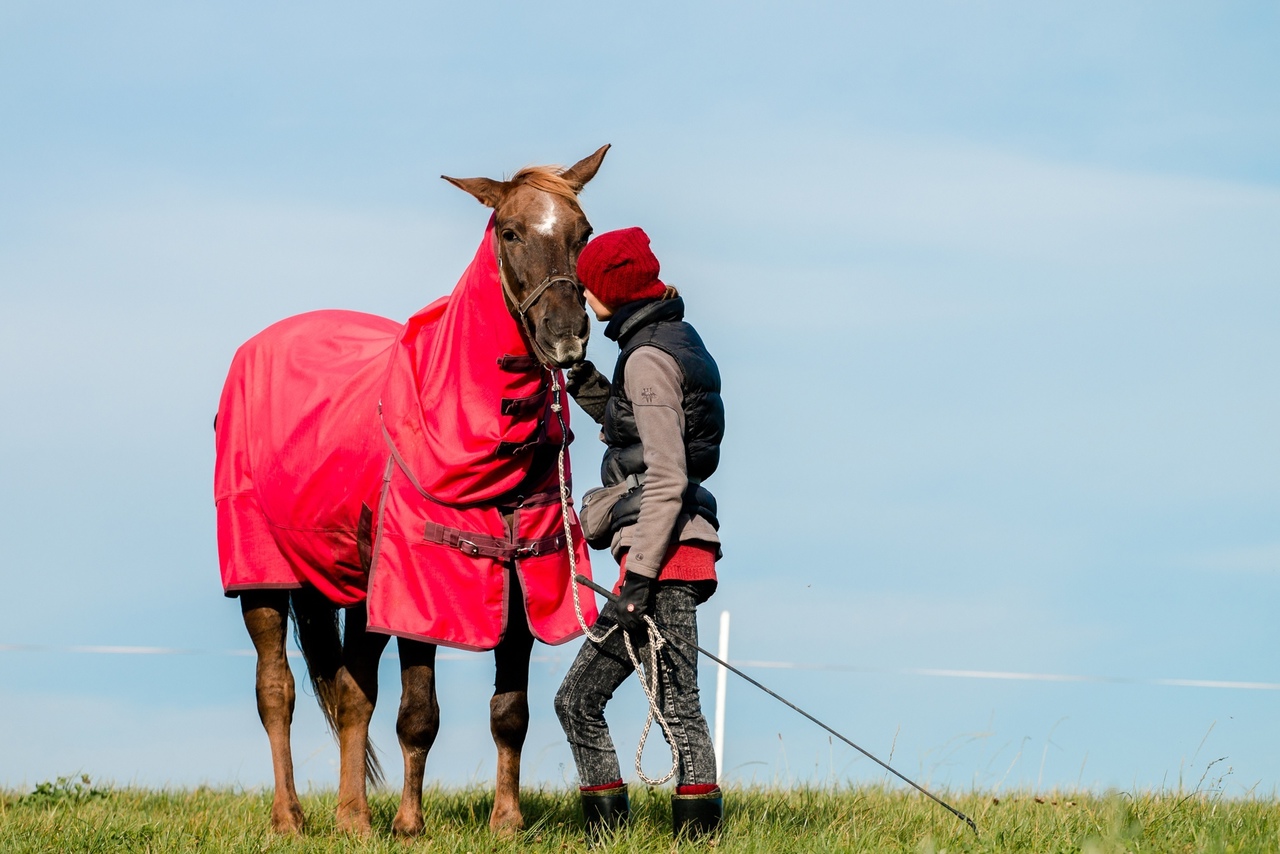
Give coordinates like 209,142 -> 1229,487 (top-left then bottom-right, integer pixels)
576,227 -> 666,309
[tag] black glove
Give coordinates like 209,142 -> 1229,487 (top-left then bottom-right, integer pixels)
614,571 -> 656,636
565,360 -> 611,425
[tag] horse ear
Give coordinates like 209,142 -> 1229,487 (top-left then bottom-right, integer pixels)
442,175 -> 507,208
560,144 -> 611,193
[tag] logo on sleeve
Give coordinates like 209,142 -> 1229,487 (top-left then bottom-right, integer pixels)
640,387 -> 657,403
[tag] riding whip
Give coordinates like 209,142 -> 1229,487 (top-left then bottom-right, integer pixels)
573,574 -> 979,837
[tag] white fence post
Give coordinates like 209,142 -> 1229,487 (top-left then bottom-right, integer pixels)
714,610 -> 730,783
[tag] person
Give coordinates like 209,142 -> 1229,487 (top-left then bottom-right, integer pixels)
554,227 -> 726,841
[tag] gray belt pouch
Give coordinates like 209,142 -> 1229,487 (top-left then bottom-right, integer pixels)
579,473 -> 719,551
579,474 -> 643,550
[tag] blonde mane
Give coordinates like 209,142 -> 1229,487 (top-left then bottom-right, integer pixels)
507,165 -> 580,202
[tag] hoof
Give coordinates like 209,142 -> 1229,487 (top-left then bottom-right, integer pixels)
335,807 -> 373,837
489,808 -> 525,839
269,802 -> 305,835
392,810 -> 425,837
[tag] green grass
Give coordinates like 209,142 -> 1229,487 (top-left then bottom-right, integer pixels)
3,778 -> 1278,852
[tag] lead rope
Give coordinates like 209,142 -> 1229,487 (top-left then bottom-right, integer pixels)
549,370 -> 679,786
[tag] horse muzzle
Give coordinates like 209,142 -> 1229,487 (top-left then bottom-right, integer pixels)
545,334 -> 586,368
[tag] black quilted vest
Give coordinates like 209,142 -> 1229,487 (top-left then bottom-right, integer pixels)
600,297 -> 725,491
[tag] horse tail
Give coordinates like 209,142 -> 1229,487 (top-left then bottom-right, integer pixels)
289,588 -> 385,789
289,587 -> 342,733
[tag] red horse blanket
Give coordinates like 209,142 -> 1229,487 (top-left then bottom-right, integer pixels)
214,219 -> 597,649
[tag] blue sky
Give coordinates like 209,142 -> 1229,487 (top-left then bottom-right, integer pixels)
1,2 -> 1277,796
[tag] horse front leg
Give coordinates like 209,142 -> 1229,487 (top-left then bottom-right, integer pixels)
392,638 -> 440,837
241,590 -> 306,834
333,603 -> 389,835
490,591 -> 534,837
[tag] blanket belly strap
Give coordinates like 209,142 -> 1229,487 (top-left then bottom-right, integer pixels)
424,521 -> 566,560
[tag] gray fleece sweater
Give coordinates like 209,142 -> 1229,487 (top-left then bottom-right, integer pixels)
601,346 -> 720,578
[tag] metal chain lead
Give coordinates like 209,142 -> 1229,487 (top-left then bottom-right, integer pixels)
549,370 -> 679,785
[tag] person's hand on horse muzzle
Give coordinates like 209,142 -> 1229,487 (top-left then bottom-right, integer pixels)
614,571 -> 656,637
565,360 -> 610,424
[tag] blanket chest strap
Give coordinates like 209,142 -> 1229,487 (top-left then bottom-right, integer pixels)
423,521 -> 565,560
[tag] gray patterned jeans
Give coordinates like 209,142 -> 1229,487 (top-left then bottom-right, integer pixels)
554,581 -> 717,788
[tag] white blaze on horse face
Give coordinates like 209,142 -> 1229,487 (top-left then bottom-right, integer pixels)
532,196 -> 558,237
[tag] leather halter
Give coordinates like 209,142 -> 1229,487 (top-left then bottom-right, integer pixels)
497,247 -> 580,366
507,270 -> 580,318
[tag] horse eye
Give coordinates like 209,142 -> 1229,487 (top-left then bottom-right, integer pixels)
502,230 -> 519,243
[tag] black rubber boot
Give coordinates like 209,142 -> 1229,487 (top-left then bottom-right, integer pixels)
581,784 -> 629,841
672,787 -> 723,840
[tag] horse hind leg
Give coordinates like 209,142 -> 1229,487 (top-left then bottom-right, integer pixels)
489,575 -> 534,838
331,602 -> 389,835
290,588 -> 386,835
392,638 -> 440,837
241,590 -> 305,834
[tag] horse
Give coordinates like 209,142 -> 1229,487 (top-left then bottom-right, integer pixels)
213,145 -> 609,836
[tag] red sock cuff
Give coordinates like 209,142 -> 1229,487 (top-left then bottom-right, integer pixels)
676,784 -> 721,796
580,779 -> 625,793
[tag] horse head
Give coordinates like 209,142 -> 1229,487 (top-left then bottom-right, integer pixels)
443,145 -> 610,368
